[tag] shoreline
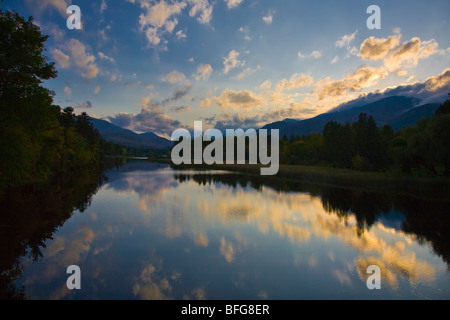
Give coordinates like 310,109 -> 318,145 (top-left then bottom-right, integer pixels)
147,157 -> 450,200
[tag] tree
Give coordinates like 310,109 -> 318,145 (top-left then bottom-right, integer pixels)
435,94 -> 450,116
0,9 -> 105,190
0,10 -> 59,185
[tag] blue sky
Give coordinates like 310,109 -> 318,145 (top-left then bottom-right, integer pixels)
4,0 -> 450,137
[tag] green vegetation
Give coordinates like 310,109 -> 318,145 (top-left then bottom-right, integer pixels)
0,10 -> 118,192
280,97 -> 450,177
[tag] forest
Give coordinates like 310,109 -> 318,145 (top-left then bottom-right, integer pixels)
0,10 -> 119,192
280,99 -> 450,176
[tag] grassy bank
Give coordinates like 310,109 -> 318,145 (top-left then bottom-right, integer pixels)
148,157 -> 450,200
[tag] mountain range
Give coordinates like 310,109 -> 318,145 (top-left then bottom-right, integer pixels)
90,117 -> 173,150
262,96 -> 440,137
91,95 -> 441,149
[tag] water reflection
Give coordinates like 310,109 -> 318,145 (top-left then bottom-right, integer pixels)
0,164 -> 107,299
1,160 -> 449,299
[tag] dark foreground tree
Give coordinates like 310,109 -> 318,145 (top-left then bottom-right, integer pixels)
0,10 -> 104,190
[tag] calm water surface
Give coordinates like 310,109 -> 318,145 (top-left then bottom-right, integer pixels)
2,160 -> 450,299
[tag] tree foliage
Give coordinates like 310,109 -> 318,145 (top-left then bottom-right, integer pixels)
280,98 -> 450,177
0,10 -> 105,189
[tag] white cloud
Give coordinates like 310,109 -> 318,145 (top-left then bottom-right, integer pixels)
98,52 -> 115,63
133,0 -> 214,48
298,50 -> 322,59
188,0 -> 213,24
336,30 -> 358,48
223,50 -> 243,74
262,10 -> 274,24
224,0 -> 244,9
175,29 -> 187,39
94,86 -> 101,95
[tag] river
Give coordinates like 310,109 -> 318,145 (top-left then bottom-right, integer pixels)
1,160 -> 449,299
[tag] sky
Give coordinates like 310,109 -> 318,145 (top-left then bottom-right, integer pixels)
3,0 -> 450,137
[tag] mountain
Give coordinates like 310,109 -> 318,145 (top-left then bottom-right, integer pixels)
90,117 -> 173,150
263,96 -> 440,137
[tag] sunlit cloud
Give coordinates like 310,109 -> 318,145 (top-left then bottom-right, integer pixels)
162,70 -> 187,84
275,73 -> 314,92
200,88 -> 262,110
316,66 -> 388,100
223,50 -> 244,74
194,63 -> 213,81
224,0 -> 245,9
262,10 -> 274,24
52,39 -> 100,80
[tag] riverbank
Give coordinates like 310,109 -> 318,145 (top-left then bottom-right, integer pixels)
147,157 -> 450,200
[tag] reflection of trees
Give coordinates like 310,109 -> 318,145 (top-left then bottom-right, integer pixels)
174,172 -> 450,267
0,166 -> 109,299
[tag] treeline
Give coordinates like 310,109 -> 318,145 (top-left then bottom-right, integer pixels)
0,10 -> 114,190
281,97 -> 450,176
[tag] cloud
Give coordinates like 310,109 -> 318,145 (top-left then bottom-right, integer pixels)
107,93 -> 183,137
317,66 -> 388,100
224,0 -> 244,9
194,64 -> 213,81
136,0 -> 187,47
223,50 -> 243,74
235,65 -> 261,80
75,101 -> 93,109
260,80 -> 272,90
175,29 -> 187,39
336,30 -> 358,48
28,0 -> 72,17
133,0 -> 213,48
172,106 -> 192,113
298,50 -> 322,59
188,0 -> 213,24
262,10 -> 274,24
52,49 -> 70,68
98,52 -> 116,64
64,86 -> 71,96
201,88 -> 262,110
53,40 -> 99,80
359,34 -> 439,72
239,26 -> 252,41
162,70 -> 186,84
359,35 -> 402,61
276,73 -> 314,92
160,83 -> 192,105
384,37 -> 439,72
329,68 -> 450,112
68,39 -> 100,80
100,0 -> 108,13
94,86 -> 101,95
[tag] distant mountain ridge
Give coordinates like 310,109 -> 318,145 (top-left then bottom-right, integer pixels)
263,96 -> 440,137
90,117 -> 173,150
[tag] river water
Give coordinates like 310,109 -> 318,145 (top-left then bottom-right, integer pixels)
2,160 -> 449,299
